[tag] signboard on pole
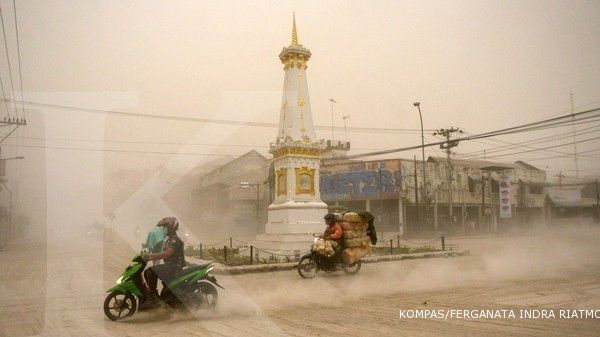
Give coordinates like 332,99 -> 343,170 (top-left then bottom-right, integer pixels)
499,174 -> 512,218
546,188 -> 581,204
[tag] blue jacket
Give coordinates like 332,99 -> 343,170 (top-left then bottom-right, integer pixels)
145,227 -> 166,253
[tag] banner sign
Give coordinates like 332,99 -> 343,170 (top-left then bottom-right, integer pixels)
320,159 -> 406,201
546,188 -> 581,203
499,174 -> 512,218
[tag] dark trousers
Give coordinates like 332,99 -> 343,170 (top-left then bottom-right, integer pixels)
334,245 -> 343,257
144,263 -> 178,295
332,241 -> 343,263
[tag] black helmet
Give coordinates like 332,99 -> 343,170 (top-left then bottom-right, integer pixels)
324,213 -> 336,221
157,217 -> 179,231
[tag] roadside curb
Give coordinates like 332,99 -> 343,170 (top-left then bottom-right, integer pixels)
210,249 -> 470,275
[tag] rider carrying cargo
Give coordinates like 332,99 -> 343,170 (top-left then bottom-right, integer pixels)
322,213 -> 343,259
140,217 -> 185,309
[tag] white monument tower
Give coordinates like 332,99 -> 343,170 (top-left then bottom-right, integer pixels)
252,14 -> 328,253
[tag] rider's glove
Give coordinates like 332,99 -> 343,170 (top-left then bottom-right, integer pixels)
140,252 -> 150,262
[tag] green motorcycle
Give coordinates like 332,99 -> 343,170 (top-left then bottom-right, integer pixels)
104,253 -> 222,321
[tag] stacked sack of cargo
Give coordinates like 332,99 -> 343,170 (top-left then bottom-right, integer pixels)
311,238 -> 337,257
340,212 -> 373,264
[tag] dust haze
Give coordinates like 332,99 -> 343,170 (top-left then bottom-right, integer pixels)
1,1 -> 600,336
6,0 -> 600,240
201,225 -> 600,317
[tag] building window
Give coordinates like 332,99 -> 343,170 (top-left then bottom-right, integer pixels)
529,185 -> 543,194
468,176 -> 476,192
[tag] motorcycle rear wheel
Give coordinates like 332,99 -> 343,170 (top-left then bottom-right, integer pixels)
197,282 -> 219,309
298,255 -> 318,279
342,260 -> 361,275
104,291 -> 137,321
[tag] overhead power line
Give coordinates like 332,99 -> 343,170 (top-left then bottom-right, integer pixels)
479,135 -> 600,159
0,74 -> 8,117
12,0 -> 23,116
1,98 -> 428,134
456,145 -> 600,162
338,106 -> 600,161
460,123 -> 600,157
458,126 -> 600,160
0,124 -> 18,143
22,135 -> 392,152
0,2 -> 16,118
4,143 -> 241,157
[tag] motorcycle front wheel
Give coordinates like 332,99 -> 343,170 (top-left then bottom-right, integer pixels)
342,260 -> 361,275
297,254 -> 318,279
104,291 -> 137,321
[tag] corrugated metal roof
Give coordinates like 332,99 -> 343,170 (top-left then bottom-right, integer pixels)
427,156 -> 541,171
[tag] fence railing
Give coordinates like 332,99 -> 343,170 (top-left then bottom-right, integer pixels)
183,235 -> 450,266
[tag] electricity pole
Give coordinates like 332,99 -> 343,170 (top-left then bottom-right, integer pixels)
570,89 -> 579,179
433,127 -> 463,221
0,117 -> 26,144
555,172 -> 564,188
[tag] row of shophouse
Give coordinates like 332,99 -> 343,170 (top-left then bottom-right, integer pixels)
189,143 -> 599,240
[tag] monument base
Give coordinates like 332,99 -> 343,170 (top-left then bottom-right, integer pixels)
250,200 -> 328,255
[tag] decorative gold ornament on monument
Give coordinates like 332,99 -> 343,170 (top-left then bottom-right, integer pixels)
295,167 -> 315,195
276,168 -> 288,196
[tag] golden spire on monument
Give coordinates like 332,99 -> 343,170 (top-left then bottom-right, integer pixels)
279,12 -> 311,67
291,12 -> 298,45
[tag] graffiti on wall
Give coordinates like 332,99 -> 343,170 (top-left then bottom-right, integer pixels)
320,160 -> 415,201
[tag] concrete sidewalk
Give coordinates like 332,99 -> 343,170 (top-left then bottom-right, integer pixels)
209,249 -> 470,275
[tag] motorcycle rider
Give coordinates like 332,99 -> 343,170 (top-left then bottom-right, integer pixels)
139,217 -> 185,310
144,225 -> 167,266
322,213 -> 343,260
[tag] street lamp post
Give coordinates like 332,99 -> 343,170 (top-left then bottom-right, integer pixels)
329,98 -> 337,142
413,102 -> 427,230
342,115 -> 350,142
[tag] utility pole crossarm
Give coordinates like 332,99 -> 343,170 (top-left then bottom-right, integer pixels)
433,127 -> 463,220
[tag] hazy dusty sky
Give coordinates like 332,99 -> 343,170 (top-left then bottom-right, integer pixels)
4,0 -> 600,227
17,0 -> 600,167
